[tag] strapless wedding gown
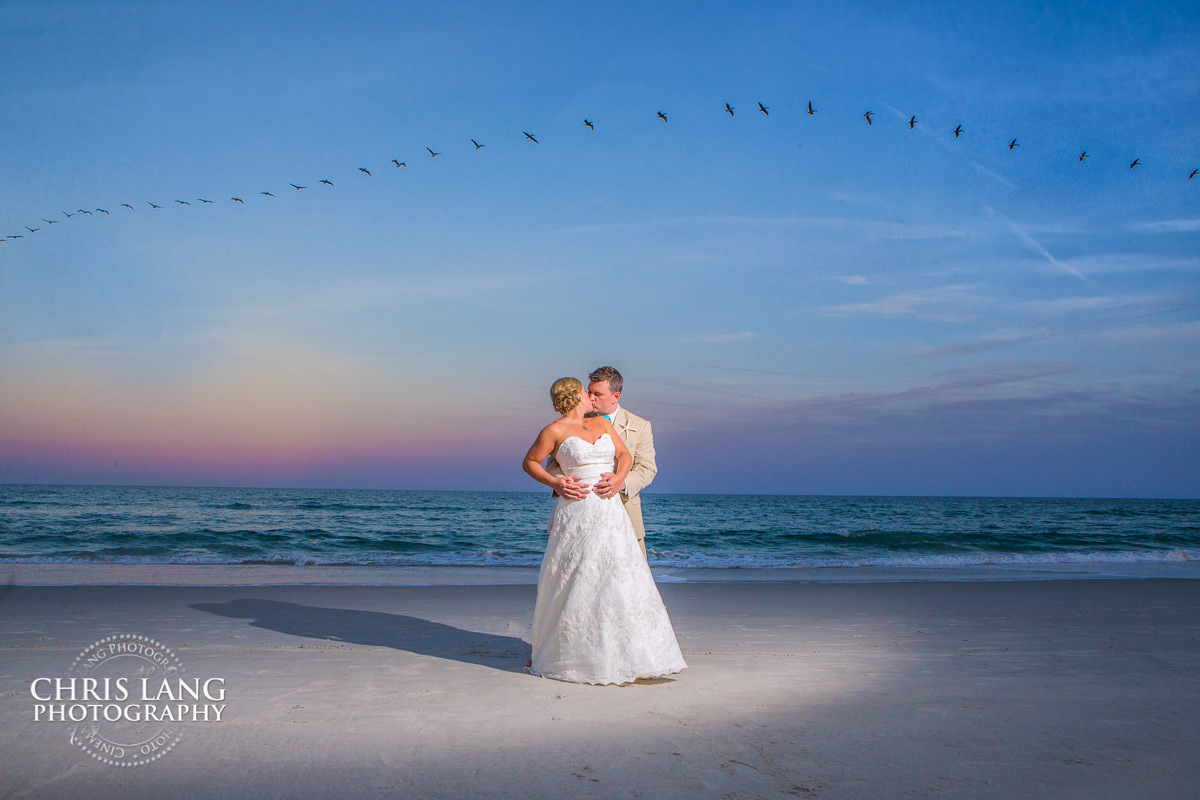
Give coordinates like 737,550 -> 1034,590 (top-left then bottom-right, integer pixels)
530,433 -> 687,684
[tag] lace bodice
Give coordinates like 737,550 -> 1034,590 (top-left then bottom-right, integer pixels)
555,434 -> 615,482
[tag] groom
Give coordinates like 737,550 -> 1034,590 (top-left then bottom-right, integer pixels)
551,366 -> 658,558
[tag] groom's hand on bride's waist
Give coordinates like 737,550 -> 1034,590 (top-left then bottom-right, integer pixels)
593,472 -> 626,499
557,475 -> 590,501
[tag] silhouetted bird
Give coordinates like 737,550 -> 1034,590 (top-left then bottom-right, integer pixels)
1129,159 -> 1140,169
758,103 -> 768,115
260,192 -> 274,197
290,184 -> 306,190
175,200 -> 190,205
392,160 -> 406,167
725,103 -> 735,116
807,101 -> 816,116
78,209 -> 93,215
232,197 -> 244,203
121,204 -> 134,210
320,179 -> 334,186
63,211 -> 74,218
1191,169 -> 1199,180
148,202 -> 161,208
909,115 -> 917,129
197,199 -> 211,204
1009,139 -> 1019,150
42,219 -> 57,225
953,125 -> 963,138
1079,152 -> 1088,162
427,148 -> 439,158
96,208 -> 110,214
472,139 -> 485,149
7,235 -> 22,239
359,168 -> 371,175
523,131 -> 538,143
25,226 -> 39,232
864,111 -> 873,125
657,111 -> 668,122
584,119 -> 594,129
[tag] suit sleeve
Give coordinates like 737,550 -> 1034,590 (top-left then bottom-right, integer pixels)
624,420 -> 657,498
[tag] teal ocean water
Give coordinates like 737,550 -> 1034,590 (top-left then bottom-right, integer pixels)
1,485 -> 1197,572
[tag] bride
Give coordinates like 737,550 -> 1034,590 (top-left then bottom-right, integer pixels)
522,377 -> 687,685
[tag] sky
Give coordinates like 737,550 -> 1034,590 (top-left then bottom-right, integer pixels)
1,0 -> 1198,497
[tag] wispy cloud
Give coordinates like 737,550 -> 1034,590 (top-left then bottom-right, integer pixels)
1129,218 -> 1200,234
987,206 -> 1092,283
560,215 -> 965,240
675,332 -> 758,344
819,285 -> 980,322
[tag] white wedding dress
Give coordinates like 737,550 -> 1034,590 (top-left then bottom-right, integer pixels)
530,433 -> 688,684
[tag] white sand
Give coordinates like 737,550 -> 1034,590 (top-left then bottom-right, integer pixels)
1,576 -> 1198,798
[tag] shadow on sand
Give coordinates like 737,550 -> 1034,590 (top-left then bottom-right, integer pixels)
191,598 -> 529,673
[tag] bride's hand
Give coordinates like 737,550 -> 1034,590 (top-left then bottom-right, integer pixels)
557,475 -> 590,500
592,472 -> 625,499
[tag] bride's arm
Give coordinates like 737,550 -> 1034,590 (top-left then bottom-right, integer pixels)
523,425 -> 576,492
593,419 -> 631,500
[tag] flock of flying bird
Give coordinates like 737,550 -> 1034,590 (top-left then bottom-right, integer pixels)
5,101 -> 1198,245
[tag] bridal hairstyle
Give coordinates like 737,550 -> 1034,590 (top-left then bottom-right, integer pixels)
551,377 -> 584,415
588,365 -> 623,394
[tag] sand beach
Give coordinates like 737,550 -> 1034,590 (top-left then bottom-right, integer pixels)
2,569 -> 1198,799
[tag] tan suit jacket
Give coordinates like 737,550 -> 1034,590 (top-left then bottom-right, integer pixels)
609,406 -> 657,542
544,406 -> 658,542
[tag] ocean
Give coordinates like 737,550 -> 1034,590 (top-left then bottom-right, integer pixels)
2,485 -> 1197,578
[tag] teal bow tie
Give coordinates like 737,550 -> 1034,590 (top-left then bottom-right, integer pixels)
601,414 -> 613,422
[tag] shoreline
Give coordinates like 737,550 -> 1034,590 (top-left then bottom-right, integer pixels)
4,559 -> 1200,586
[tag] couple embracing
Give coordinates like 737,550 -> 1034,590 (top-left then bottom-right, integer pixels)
522,366 -> 687,685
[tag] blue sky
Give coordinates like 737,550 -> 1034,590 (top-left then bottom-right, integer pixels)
1,0 -> 1198,496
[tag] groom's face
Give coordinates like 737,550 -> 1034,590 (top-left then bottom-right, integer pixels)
588,380 -> 620,415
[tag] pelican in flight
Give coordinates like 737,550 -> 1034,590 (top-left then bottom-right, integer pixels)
96,208 -> 110,214
175,200 -> 190,205
953,124 -> 963,138
232,197 -> 244,203
1079,152 -> 1088,162
725,103 -> 735,116
908,115 -> 917,129
121,204 -> 134,210
42,218 -> 57,225
26,226 -> 39,232
427,148 -> 439,157
657,111 -> 668,122
359,168 -> 371,175
78,209 -> 93,215
1190,169 -> 1198,180
148,202 -> 161,208
807,101 -> 816,115
290,184 -> 306,190
1129,158 -> 1140,169
584,119 -> 594,129
62,211 -> 75,218
1008,139 -> 1019,150
260,191 -> 274,197
393,159 -> 406,167
523,131 -> 538,143
320,179 -> 334,186
758,103 -> 768,115
472,139 -> 485,149
197,199 -> 212,204
863,111 -> 873,125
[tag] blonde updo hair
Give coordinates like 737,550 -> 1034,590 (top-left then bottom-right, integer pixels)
550,377 -> 584,415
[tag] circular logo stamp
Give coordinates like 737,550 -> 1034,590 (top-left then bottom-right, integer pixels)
30,633 -> 226,767
69,634 -> 185,766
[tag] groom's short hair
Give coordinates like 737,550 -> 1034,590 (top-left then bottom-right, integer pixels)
589,366 -> 623,394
